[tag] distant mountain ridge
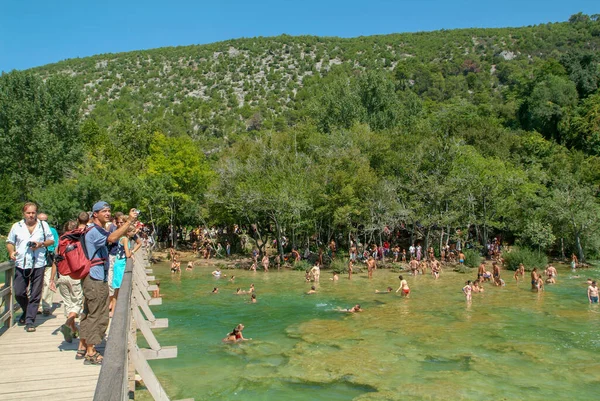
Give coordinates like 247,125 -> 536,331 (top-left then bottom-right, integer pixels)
32,16 -> 600,138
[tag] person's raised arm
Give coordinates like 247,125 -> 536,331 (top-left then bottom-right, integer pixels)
108,209 -> 138,244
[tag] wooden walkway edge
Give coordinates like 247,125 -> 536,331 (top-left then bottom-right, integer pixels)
0,295 -> 103,401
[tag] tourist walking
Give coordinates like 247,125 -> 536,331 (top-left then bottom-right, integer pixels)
5,202 -> 55,332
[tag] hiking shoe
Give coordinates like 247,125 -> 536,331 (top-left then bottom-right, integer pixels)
60,324 -> 73,343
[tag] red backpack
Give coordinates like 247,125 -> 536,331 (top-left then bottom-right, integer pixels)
55,226 -> 106,279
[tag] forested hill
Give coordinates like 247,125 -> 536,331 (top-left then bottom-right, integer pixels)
1,13 -> 600,264
33,14 -> 600,142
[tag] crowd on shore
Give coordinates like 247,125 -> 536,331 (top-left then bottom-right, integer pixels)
6,202 -> 596,352
171,237 -> 598,343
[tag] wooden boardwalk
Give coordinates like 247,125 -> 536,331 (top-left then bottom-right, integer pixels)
0,296 -> 103,401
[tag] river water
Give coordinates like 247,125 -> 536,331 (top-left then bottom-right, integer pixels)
137,262 -> 600,400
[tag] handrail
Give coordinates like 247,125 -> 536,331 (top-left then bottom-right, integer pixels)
0,261 -> 15,332
94,258 -> 134,401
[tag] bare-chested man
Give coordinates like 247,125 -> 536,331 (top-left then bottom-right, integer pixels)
349,243 -> 357,262
514,263 -> 525,282
329,239 -> 337,260
588,281 -> 599,303
545,264 -> 557,284
531,268 -> 540,291
478,263 -> 486,281
409,258 -> 419,276
492,262 -> 501,286
366,257 -> 376,279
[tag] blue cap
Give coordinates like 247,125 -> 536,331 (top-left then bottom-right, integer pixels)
92,201 -> 110,212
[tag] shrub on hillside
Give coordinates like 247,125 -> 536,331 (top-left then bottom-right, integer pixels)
463,249 -> 482,268
293,260 -> 311,271
503,247 -> 548,271
329,259 -> 349,274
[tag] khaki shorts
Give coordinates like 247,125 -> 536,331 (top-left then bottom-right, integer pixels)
57,274 -> 84,316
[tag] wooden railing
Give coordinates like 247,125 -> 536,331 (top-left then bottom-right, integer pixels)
94,250 -> 191,401
0,261 -> 15,332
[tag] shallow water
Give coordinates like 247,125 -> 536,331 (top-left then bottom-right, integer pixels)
137,263 -> 600,400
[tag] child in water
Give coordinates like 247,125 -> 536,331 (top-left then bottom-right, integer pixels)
463,280 -> 472,301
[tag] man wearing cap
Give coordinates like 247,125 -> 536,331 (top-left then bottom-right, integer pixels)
78,201 -> 138,365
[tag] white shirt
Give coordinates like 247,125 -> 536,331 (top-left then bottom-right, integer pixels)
7,219 -> 54,269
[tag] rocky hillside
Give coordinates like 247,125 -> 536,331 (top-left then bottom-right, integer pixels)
33,15 -> 600,138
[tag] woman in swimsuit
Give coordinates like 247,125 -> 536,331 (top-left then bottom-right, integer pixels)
396,275 -> 410,297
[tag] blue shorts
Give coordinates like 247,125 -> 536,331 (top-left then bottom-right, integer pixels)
591,296 -> 599,303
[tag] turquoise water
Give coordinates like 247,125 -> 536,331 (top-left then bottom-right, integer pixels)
138,263 -> 600,400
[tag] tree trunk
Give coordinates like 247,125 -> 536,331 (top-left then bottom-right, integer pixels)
575,231 -> 585,263
273,215 -> 285,265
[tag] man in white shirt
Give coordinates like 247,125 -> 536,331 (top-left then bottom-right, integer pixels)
6,202 -> 54,332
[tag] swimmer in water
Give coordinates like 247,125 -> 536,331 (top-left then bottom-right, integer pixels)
375,287 -> 393,294
211,287 -> 219,294
306,285 -> 317,295
249,293 -> 257,303
337,304 -> 362,313
330,272 -> 339,281
234,288 -> 247,295
223,323 -> 252,343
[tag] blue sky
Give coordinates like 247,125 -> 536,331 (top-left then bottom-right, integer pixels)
1,0 -> 597,72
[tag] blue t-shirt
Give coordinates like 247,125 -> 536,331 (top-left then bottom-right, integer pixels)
47,226 -> 59,253
85,225 -> 110,281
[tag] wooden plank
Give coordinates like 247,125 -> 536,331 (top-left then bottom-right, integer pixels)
133,288 -> 156,322
130,343 -> 170,401
0,377 -> 98,393
0,311 -> 11,324
0,262 -> 12,274
148,298 -> 162,306
150,318 -> 169,329
0,387 -> 96,401
0,286 -> 10,298
133,308 -> 161,351
0,369 -> 99,384
141,345 -> 177,360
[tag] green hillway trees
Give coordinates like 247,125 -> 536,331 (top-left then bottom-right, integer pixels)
1,15 -> 600,263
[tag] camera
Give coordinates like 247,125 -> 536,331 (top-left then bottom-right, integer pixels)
27,241 -> 37,248
135,209 -> 141,215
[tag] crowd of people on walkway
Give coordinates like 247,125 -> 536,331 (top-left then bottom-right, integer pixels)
5,201 -> 150,365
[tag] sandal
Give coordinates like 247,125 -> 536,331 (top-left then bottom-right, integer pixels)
76,349 -> 86,360
25,324 -> 36,332
18,314 -> 26,325
60,324 -> 73,343
84,352 -> 103,365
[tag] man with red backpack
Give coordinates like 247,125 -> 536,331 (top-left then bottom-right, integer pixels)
78,201 -> 138,365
